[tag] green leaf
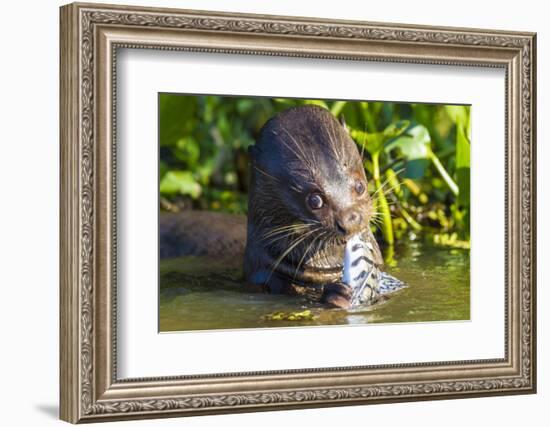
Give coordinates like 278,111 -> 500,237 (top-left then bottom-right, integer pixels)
385,125 -> 431,159
330,101 -> 346,117
159,160 -> 168,181
160,171 -> 202,198
384,125 -> 431,178
382,120 -> 410,139
302,99 -> 329,109
445,105 -> 470,130
375,180 -> 394,245
351,130 -> 384,155
351,121 -> 410,157
236,99 -> 255,114
159,94 -> 198,147
430,151 -> 459,196
216,115 -> 231,142
173,137 -> 200,167
456,124 -> 470,206
455,125 -> 470,169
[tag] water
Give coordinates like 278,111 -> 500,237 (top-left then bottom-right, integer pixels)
159,239 -> 470,332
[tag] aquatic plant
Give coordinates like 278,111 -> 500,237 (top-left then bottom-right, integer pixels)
159,94 -> 470,250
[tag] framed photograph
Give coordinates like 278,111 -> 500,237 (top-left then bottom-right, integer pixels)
60,2 -> 537,423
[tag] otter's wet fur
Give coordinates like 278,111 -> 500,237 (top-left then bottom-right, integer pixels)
244,105 -> 383,308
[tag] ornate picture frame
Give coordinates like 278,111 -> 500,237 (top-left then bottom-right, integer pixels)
60,2 -> 536,423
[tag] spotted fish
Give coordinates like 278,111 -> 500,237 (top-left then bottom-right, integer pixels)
343,234 -> 405,307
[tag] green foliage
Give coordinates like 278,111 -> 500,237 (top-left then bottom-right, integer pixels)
454,107 -> 471,207
159,94 -> 471,248
160,171 -> 201,198
385,124 -> 431,178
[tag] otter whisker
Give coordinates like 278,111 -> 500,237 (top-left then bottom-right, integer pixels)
379,179 -> 407,198
369,217 -> 385,226
263,221 -> 317,232
369,212 -> 384,220
354,122 -> 369,161
264,229 -> 312,247
292,229 -> 323,281
280,127 -> 311,167
265,227 -> 321,284
393,167 -> 407,176
369,217 -> 384,230
279,136 -> 307,164
371,167 -> 407,198
262,227 -> 315,246
262,223 -> 319,249
261,221 -> 319,239
370,211 -> 387,217
373,199 -> 399,210
371,178 -> 394,199
325,119 -> 342,163
302,229 -> 330,268
261,223 -> 313,239
317,230 -> 335,263
254,166 -> 280,182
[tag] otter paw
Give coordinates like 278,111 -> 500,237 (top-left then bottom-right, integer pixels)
321,283 -> 353,309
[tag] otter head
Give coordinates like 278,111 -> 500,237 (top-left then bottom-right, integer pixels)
248,105 -> 375,250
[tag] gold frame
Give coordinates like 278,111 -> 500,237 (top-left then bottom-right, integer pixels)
60,2 -> 537,423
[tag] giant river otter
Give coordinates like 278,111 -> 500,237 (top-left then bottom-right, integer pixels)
159,105 -> 403,309
244,105 -> 386,308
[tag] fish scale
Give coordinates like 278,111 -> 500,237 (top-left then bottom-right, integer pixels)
343,234 -> 405,307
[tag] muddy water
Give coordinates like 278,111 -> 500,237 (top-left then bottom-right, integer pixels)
159,239 -> 470,332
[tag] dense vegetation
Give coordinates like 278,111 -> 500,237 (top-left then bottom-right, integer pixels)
160,94 -> 470,257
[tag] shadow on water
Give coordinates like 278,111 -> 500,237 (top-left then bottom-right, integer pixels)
159,239 -> 470,332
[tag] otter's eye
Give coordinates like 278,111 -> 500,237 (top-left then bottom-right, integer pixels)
354,180 -> 366,195
307,193 -> 324,210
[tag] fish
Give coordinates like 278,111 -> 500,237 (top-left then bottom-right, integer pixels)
343,234 -> 405,307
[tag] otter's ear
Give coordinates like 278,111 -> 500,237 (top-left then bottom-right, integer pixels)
338,114 -> 349,134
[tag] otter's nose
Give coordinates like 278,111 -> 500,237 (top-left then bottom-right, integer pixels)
335,210 -> 363,236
